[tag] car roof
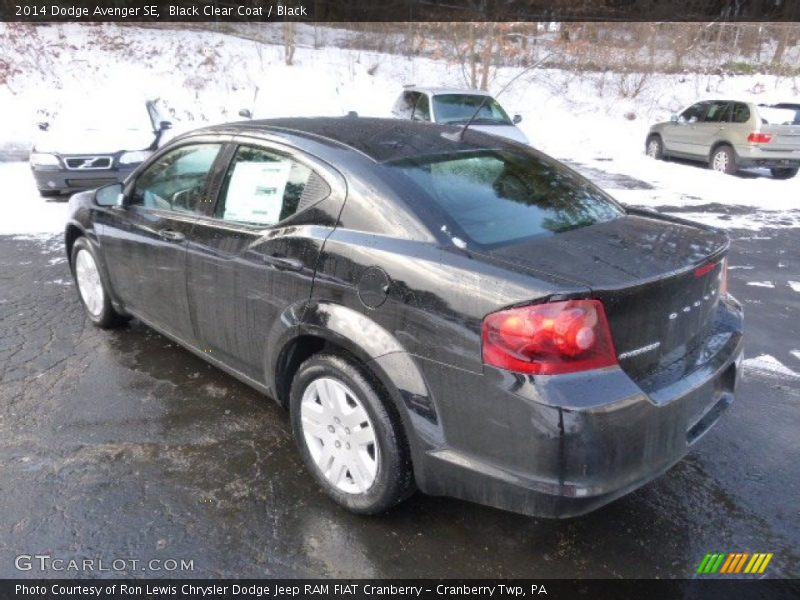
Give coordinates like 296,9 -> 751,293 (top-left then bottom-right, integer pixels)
693,98 -> 797,107
402,86 -> 495,97
198,116 -> 508,163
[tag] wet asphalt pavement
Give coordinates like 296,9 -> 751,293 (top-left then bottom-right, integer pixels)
1,205 -> 799,579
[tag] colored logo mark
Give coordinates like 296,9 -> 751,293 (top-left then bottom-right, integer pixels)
696,552 -> 773,574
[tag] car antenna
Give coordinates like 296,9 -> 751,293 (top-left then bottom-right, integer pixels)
442,54 -> 552,143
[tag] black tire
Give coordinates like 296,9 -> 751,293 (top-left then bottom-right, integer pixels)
709,145 -> 737,175
289,353 -> 414,514
70,237 -> 128,329
645,135 -> 664,160
771,167 -> 798,180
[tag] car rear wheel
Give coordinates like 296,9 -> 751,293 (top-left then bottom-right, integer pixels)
290,353 -> 414,514
771,167 -> 798,180
710,146 -> 737,175
70,237 -> 127,329
645,135 -> 664,160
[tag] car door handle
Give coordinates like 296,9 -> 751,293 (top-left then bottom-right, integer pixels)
263,255 -> 304,272
158,229 -> 185,242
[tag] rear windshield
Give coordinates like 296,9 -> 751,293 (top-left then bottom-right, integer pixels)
388,150 -> 624,247
758,104 -> 800,125
432,94 -> 512,125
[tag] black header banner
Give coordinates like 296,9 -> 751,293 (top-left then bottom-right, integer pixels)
2,0 -> 800,23
3,579 -> 800,600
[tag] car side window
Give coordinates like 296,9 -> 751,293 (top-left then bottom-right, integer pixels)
413,94 -> 431,121
393,91 -> 419,119
215,146 -> 328,227
131,144 -> 222,213
704,102 -> 730,123
680,103 -> 707,123
731,103 -> 751,124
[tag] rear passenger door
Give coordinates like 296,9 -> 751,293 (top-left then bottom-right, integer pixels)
728,102 -> 754,141
185,140 -> 345,381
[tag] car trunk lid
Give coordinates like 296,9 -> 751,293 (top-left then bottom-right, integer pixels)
483,213 -> 729,380
756,106 -> 800,151
760,124 -> 800,151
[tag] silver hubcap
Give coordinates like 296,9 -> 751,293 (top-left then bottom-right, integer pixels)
300,377 -> 379,494
75,248 -> 104,317
713,151 -> 729,172
647,140 -> 659,158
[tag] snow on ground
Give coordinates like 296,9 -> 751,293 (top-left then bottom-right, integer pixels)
788,281 -> 800,293
0,162 -> 69,237
1,23 -> 799,236
746,281 -> 776,288
742,354 -> 800,380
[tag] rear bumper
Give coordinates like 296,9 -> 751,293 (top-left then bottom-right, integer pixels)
407,297 -> 744,518
31,163 -> 137,194
734,146 -> 800,169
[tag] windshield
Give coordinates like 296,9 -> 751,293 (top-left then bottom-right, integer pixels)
388,150 -> 624,247
432,94 -> 512,126
758,104 -> 800,125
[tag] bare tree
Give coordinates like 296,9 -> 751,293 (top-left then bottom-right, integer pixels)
283,21 -> 296,66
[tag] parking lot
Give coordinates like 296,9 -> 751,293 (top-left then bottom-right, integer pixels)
0,159 -> 798,579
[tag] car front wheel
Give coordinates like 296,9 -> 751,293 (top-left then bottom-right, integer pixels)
70,237 -> 127,328
771,167 -> 798,180
710,146 -> 737,174
290,353 -> 414,514
646,135 -> 664,160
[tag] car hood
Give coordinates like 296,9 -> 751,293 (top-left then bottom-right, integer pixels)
471,124 -> 530,145
649,121 -> 671,132
34,127 -> 156,154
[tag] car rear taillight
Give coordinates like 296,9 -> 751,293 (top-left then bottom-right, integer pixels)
719,257 -> 729,297
747,132 -> 773,144
695,258 -> 728,297
481,299 -> 618,375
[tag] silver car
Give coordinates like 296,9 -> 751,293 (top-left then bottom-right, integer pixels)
646,100 -> 800,179
391,86 -> 529,145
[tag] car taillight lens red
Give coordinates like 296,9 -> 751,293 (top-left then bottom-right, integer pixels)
481,299 -> 618,375
747,132 -> 773,144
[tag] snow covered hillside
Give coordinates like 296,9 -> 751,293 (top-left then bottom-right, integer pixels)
1,22 -> 799,233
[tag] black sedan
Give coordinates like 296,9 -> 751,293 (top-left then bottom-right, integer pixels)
65,117 -> 744,517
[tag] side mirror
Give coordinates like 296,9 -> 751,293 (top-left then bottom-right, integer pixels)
238,108 -> 252,119
512,114 -> 522,124
669,114 -> 679,123
159,120 -> 172,131
37,122 -> 49,131
95,183 -> 124,207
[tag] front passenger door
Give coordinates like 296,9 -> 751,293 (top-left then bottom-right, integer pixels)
695,101 -> 731,153
664,102 -> 709,155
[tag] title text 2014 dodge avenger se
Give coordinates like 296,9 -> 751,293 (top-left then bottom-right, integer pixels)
65,117 -> 743,517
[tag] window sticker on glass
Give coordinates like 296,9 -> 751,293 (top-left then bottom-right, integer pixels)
223,160 -> 292,225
